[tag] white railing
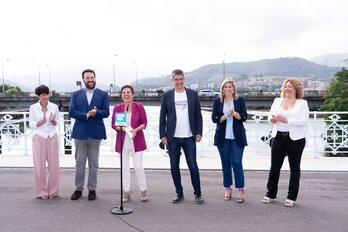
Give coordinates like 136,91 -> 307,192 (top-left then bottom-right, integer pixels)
1,108 -> 347,157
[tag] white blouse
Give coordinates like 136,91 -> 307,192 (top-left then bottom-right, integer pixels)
123,113 -> 135,151
29,101 -> 60,138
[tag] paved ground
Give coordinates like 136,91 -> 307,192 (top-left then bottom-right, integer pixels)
1,154 -> 348,171
0,168 -> 347,232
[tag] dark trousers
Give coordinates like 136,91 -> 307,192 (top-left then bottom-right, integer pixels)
168,137 -> 201,195
266,132 -> 305,201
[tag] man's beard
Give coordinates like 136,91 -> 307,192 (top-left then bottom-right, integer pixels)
84,81 -> 96,90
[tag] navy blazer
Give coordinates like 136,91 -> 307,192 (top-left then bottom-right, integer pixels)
69,88 -> 110,140
211,97 -> 248,147
159,88 -> 203,142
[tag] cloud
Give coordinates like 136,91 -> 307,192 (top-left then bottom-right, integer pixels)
1,0 -> 348,89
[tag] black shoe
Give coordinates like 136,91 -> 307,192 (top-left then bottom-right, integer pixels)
172,193 -> 184,204
88,190 -> 97,201
195,194 -> 204,204
71,190 -> 82,200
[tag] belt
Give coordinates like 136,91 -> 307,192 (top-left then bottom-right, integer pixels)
277,131 -> 289,136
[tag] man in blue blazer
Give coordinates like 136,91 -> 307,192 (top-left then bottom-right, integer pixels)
159,69 -> 204,204
69,69 -> 110,201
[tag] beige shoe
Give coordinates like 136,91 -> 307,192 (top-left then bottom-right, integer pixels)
140,191 -> 148,202
236,188 -> 244,203
122,191 -> 130,203
224,188 -> 232,201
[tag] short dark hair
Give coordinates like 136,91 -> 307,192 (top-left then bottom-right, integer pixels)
82,69 -> 96,79
120,85 -> 134,95
171,69 -> 184,79
35,85 -> 49,96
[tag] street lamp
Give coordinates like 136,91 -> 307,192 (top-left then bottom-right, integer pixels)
46,65 -> 51,91
2,58 -> 10,93
38,65 -> 41,85
223,53 -> 226,80
110,83 -> 113,94
76,81 -> 82,89
113,54 -> 117,94
134,61 -> 138,90
324,59 -> 328,79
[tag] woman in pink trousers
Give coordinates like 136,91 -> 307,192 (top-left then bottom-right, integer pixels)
29,85 -> 60,199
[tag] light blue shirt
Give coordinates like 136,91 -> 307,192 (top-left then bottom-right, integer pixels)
85,88 -> 95,105
85,88 -> 95,120
223,100 -> 235,140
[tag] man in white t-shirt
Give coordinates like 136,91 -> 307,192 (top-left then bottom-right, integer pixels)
159,69 -> 204,204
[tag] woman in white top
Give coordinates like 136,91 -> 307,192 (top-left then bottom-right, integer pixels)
262,78 -> 309,207
29,85 -> 60,199
111,85 -> 148,203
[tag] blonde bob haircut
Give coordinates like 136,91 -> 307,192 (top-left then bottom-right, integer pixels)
280,78 -> 304,99
219,77 -> 238,102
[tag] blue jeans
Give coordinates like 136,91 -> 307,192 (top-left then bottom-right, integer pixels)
217,139 -> 245,188
168,137 -> 201,195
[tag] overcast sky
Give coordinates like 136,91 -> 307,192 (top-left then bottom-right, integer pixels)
1,0 -> 347,90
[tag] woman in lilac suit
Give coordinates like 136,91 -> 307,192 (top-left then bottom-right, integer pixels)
111,85 -> 148,203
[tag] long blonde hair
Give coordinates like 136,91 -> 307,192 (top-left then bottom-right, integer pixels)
219,77 -> 238,102
280,78 -> 304,99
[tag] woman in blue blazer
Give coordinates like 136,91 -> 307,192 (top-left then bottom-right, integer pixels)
212,77 -> 248,203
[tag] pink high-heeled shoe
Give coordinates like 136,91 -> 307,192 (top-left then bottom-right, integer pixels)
237,188 -> 244,203
224,188 -> 232,201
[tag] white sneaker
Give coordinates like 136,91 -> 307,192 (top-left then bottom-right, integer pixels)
284,199 -> 295,207
263,196 -> 277,204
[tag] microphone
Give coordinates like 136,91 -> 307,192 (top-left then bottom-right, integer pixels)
126,104 -> 129,113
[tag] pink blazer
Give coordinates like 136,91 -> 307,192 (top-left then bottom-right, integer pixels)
111,101 -> 147,153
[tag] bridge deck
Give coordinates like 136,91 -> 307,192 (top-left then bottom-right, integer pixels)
1,94 -> 324,110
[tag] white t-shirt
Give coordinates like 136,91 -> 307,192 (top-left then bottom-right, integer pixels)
123,113 -> 134,151
276,107 -> 293,132
174,91 -> 193,138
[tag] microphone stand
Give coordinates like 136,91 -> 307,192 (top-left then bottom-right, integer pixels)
111,125 -> 132,215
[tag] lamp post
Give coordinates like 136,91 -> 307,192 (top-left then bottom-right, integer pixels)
134,61 -> 138,90
76,81 -> 82,89
113,54 -> 117,94
38,65 -> 41,85
324,59 -> 328,79
46,65 -> 51,91
223,53 -> 226,80
2,58 -> 10,93
110,83 -> 113,94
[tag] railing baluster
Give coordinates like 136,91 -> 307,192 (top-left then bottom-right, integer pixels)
0,110 -> 347,157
